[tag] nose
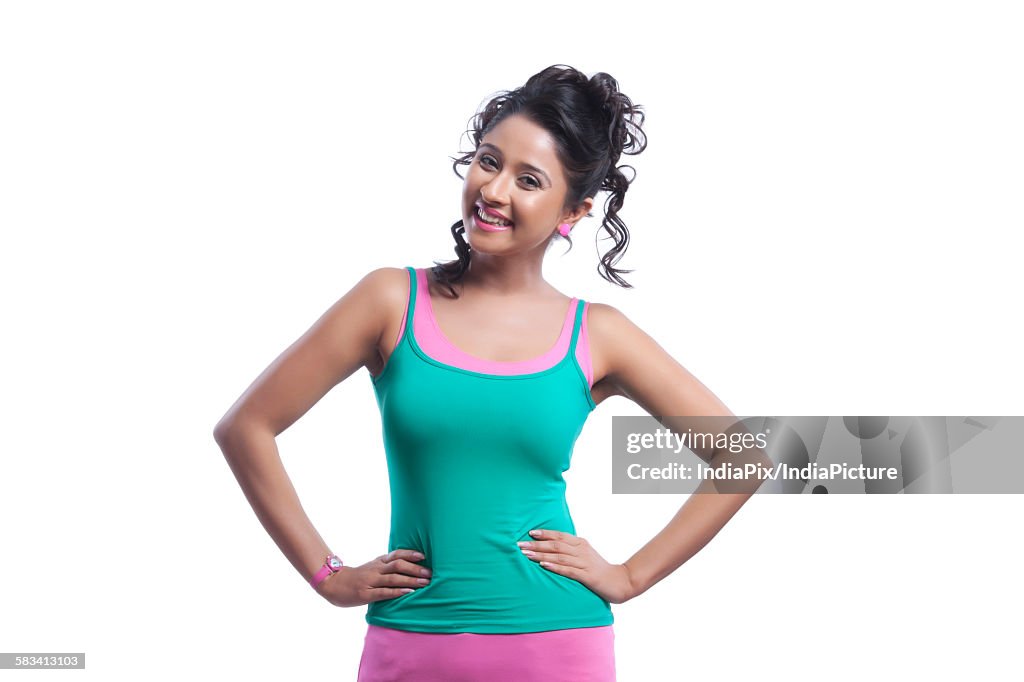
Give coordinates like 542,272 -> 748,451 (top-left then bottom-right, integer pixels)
479,170 -> 512,206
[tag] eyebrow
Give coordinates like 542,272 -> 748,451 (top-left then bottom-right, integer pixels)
477,143 -> 552,185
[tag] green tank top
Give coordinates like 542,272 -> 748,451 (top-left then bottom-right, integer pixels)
365,266 -> 613,634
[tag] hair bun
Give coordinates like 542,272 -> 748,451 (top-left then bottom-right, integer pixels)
587,73 -> 646,160
587,73 -> 620,110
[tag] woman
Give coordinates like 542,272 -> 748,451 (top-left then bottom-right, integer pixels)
215,64 -> 761,681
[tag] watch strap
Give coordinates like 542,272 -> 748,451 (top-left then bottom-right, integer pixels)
310,554 -> 344,588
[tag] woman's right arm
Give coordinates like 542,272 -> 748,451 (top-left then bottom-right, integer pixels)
212,267 -> 430,605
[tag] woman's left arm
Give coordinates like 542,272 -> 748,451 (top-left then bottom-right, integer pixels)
518,303 -> 771,604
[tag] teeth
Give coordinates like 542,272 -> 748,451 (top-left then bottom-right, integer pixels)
477,206 -> 511,226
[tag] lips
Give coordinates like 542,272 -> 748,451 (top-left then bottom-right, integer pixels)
475,202 -> 513,225
473,213 -> 511,232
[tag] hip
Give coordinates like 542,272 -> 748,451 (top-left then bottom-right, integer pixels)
364,557 -> 614,633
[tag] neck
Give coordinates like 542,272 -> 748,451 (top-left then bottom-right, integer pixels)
461,250 -> 551,297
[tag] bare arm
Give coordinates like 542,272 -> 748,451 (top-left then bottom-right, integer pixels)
213,267 -> 407,586
589,303 -> 771,599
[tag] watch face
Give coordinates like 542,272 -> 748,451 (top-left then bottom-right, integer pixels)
328,556 -> 343,570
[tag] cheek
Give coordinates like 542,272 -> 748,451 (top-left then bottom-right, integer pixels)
463,169 -> 486,194
524,199 -> 556,221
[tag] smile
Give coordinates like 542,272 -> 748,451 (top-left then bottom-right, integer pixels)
473,206 -> 513,231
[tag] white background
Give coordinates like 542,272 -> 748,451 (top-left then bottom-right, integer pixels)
2,1 -> 1022,680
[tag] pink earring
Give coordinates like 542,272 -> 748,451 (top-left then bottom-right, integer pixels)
558,223 -> 572,237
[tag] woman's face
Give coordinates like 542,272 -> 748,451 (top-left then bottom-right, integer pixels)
462,114 -> 592,257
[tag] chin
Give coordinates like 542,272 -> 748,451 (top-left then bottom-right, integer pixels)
465,236 -> 496,255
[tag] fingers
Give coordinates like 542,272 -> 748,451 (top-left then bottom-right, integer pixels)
522,539 -> 579,555
527,529 -> 583,546
524,549 -> 587,570
364,586 -> 418,603
381,549 -> 426,564
355,570 -> 429,603
528,529 -> 574,542
519,534 -> 589,570
380,558 -> 432,580
361,572 -> 429,603
363,549 -> 433,597
379,550 -> 431,576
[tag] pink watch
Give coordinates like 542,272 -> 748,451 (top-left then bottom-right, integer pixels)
310,553 -> 344,589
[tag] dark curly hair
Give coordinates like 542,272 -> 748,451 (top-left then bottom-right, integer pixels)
431,64 -> 647,297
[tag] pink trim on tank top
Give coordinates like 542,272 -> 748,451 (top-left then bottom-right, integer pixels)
390,268 -> 594,386
357,624 -> 616,682
579,299 -> 593,387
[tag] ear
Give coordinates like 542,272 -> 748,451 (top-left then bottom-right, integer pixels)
563,196 -> 594,225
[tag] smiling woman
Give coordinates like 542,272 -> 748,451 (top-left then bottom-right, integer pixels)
354,67 -> 649,681
216,63 -> 750,682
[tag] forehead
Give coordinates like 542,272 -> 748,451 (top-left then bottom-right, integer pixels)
479,115 -> 560,173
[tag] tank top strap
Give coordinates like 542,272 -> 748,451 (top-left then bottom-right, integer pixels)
568,298 -> 587,357
402,266 -> 418,338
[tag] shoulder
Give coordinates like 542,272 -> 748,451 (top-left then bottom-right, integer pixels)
353,266 -> 413,308
582,301 -> 651,385
250,267 -> 415,391
584,301 -> 672,369
324,267 -> 412,344
585,301 -> 641,343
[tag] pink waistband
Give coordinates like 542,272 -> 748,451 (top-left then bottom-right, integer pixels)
356,624 -> 616,682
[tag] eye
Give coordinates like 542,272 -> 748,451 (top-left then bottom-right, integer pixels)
478,154 -> 541,189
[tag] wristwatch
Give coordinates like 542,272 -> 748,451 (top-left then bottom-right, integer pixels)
310,553 -> 345,589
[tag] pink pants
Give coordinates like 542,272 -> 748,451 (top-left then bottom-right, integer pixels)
356,624 -> 616,681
